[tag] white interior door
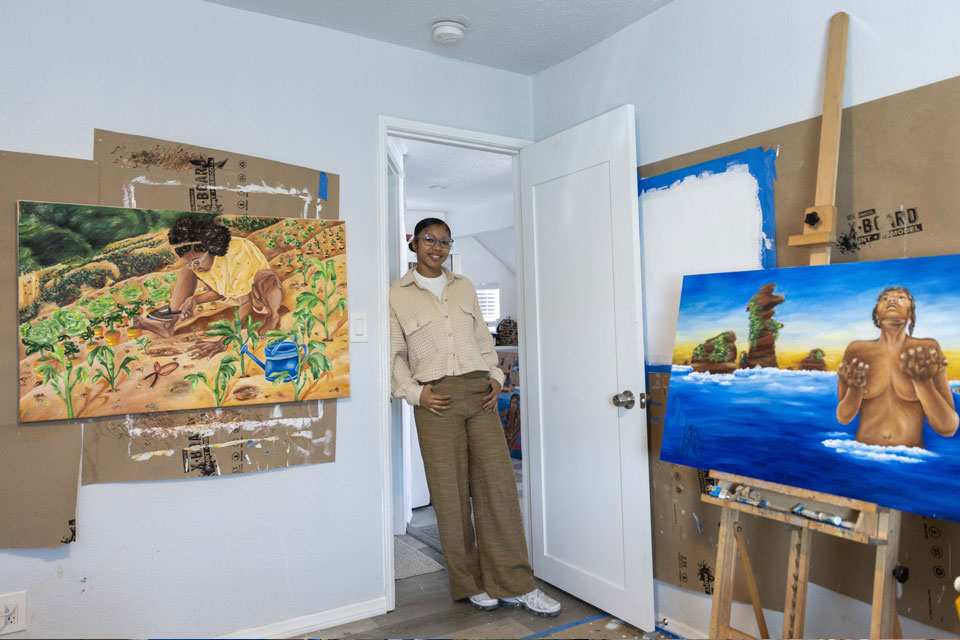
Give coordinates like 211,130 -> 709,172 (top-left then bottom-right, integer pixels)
519,104 -> 654,631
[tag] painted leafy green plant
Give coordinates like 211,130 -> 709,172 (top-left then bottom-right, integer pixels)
87,345 -> 138,391
205,307 -> 262,376
88,296 -> 117,318
119,300 -> 144,322
36,343 -> 89,419
148,286 -> 171,304
102,310 -> 123,331
121,284 -> 143,303
22,319 -> 60,360
52,308 -> 90,336
185,355 -> 238,407
692,344 -> 706,360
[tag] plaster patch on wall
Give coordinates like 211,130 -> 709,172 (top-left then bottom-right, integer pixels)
639,148 -> 776,367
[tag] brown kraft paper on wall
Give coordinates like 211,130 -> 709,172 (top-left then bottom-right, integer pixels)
641,75 -> 960,632
1,151 -> 99,547
94,129 -> 340,222
82,131 -> 342,485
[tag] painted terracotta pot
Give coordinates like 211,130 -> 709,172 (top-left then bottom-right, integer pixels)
93,327 -> 104,338
126,327 -> 142,339
104,330 -> 121,346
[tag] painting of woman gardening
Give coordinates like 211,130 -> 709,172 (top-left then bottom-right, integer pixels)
17,201 -> 349,423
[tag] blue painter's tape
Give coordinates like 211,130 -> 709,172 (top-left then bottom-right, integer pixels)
318,172 -> 328,201
639,147 -> 778,269
645,363 -> 673,391
656,624 -> 685,639
522,613 -> 609,639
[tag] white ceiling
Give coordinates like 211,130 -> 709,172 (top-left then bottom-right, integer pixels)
401,138 -> 513,213
203,0 -> 673,74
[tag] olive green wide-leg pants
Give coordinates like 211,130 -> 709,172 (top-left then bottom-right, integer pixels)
413,371 -> 536,600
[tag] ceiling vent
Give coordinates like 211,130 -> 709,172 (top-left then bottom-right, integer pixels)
432,21 -> 466,45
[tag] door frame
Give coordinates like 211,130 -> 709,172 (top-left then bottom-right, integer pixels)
377,116 -> 532,608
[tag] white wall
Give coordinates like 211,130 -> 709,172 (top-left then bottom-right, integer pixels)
446,192 -> 516,238
533,0 -> 960,166
455,236 -> 517,323
0,1 -> 531,638
532,2 -> 960,637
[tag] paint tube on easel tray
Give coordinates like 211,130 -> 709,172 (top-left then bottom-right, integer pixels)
707,484 -> 729,500
791,503 -> 844,527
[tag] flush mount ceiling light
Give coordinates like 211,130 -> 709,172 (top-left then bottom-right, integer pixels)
432,21 -> 466,45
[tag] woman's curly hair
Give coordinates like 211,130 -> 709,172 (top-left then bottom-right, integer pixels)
168,215 -> 231,257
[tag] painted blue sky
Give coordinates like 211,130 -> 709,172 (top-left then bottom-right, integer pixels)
675,254 -> 960,353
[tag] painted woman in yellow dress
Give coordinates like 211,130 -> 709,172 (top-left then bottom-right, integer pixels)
136,215 -> 284,340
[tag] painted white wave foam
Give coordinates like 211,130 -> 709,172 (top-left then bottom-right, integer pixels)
821,438 -> 937,464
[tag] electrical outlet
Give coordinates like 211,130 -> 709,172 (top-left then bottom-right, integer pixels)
0,591 -> 26,635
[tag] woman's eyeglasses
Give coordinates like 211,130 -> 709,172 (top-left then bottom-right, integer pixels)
415,234 -> 455,249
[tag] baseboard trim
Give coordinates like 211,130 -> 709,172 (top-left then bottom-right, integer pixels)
218,596 -> 388,639
657,615 -> 705,639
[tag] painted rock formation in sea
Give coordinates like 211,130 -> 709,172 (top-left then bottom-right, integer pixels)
744,283 -> 784,369
797,348 -> 828,371
691,331 -> 738,374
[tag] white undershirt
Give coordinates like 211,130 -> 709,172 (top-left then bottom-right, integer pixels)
414,270 -> 446,301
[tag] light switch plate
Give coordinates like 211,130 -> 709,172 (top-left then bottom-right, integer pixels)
350,312 -> 368,342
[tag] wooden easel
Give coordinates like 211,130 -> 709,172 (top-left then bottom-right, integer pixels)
705,12 -> 904,639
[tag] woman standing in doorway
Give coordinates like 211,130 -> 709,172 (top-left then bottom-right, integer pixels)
390,217 -> 561,616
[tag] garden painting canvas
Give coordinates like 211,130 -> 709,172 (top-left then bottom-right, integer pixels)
18,202 -> 349,423
661,254 -> 960,522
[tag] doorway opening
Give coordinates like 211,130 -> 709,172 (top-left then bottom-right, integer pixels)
385,132 -> 525,560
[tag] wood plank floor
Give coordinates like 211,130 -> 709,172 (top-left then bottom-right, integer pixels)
307,529 -> 649,639
302,460 -> 657,639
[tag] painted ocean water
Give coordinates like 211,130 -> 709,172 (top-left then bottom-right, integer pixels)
660,365 -> 960,522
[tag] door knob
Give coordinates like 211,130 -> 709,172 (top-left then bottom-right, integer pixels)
613,390 -> 636,409
612,390 -> 647,410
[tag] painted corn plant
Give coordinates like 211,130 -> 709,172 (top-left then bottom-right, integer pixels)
205,307 -> 262,377
87,345 -> 138,392
185,355 -> 238,407
36,342 -> 89,420
307,258 -> 346,340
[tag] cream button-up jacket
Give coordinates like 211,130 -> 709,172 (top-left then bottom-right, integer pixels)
390,267 -> 505,406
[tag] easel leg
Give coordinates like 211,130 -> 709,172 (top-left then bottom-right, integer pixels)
782,527 -> 812,639
734,526 -> 769,639
710,507 -> 739,638
870,509 -> 902,639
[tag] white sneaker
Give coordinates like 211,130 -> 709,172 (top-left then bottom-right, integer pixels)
500,588 -> 561,617
468,591 -> 499,611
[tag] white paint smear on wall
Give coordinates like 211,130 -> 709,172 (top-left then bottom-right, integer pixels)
640,165 -> 765,365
